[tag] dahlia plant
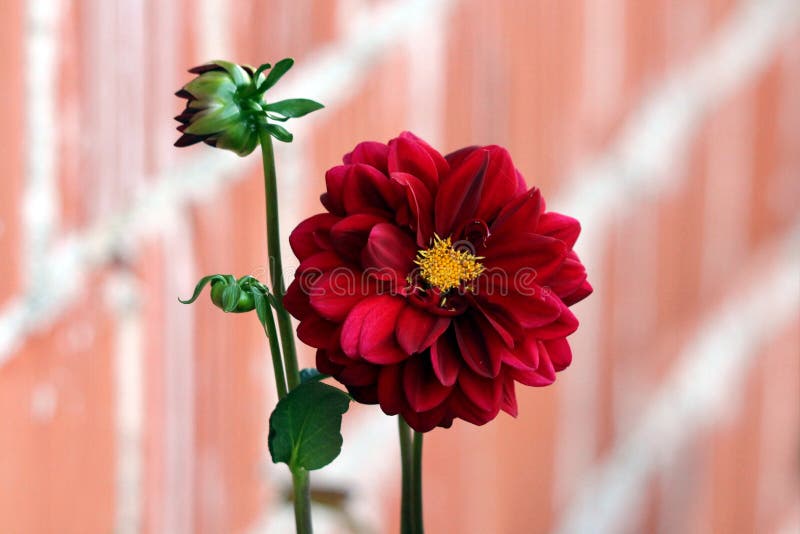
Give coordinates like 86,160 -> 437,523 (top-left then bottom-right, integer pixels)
178,59 -> 591,534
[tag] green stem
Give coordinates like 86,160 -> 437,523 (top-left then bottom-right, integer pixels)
292,468 -> 313,534
260,298 -> 287,399
259,127 -> 310,534
258,129 -> 301,390
398,417 -> 414,534
412,431 -> 424,534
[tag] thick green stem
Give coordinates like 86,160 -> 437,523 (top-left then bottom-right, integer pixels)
258,129 -> 301,390
292,468 -> 313,534
412,431 -> 424,534
398,417 -> 415,534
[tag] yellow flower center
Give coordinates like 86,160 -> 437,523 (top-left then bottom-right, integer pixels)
414,235 -> 484,292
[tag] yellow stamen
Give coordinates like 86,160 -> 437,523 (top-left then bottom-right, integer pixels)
414,235 -> 484,292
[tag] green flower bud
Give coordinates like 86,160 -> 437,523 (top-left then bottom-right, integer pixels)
179,274 -> 266,313
174,58 -> 324,155
174,61 -> 263,156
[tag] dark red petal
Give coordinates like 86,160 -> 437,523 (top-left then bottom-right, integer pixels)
362,223 -> 417,284
395,305 -> 450,355
430,330 -> 461,386
469,296 -> 519,347
329,213 -> 386,262
403,356 -> 452,412
347,384 -> 379,405
289,213 -> 340,261
454,314 -> 502,378
401,402 -> 452,433
537,212 -> 581,249
483,232 -> 567,283
490,188 -> 543,236
501,373 -> 518,417
444,146 -> 479,168
284,279 -> 312,319
359,297 -> 407,364
501,332 -> 540,371
457,368 -> 502,413
316,349 -> 344,376
297,315 -> 339,349
399,132 -> 449,180
321,165 -> 347,215
342,164 -> 401,216
435,149 -> 488,236
545,251 -> 587,296
563,279 -> 593,306
391,172 -> 435,246
474,146 -> 519,223
338,360 -> 380,387
543,338 -> 572,371
481,288 -> 562,330
308,271 -> 365,321
343,141 -> 389,173
388,135 -> 440,193
511,341 -> 556,386
377,364 -> 405,415
532,302 -> 578,339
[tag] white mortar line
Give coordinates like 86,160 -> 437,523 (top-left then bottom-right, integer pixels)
23,0 -> 63,284
554,223 -> 800,534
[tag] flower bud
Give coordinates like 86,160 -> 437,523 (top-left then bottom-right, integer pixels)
174,58 -> 324,155
174,61 -> 264,156
180,274 -> 266,313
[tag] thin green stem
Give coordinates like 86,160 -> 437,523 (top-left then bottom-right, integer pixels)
258,128 -> 301,390
412,431 -> 424,534
292,468 -> 313,534
398,417 -> 414,534
259,127 -> 310,534
260,298 -> 287,399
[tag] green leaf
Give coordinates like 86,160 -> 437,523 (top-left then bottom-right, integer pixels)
299,368 -> 329,384
221,283 -> 242,312
265,123 -> 293,143
268,382 -> 351,471
261,57 -> 294,92
179,275 -> 224,304
265,99 -> 324,119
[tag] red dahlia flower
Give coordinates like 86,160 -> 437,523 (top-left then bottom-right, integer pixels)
284,132 -> 592,432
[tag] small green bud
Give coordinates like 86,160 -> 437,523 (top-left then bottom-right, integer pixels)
180,274 -> 265,314
174,58 -> 324,154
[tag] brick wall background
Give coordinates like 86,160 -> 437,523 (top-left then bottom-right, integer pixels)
0,0 -> 798,533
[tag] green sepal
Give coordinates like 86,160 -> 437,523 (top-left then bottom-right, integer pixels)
261,57 -> 294,92
183,71 -> 237,100
209,60 -> 250,87
178,274 -> 226,304
183,104 -> 242,136
221,283 -> 242,312
265,123 -> 293,143
265,99 -> 324,119
268,381 -> 351,471
299,368 -> 329,384
252,287 -> 271,335
215,121 -> 259,157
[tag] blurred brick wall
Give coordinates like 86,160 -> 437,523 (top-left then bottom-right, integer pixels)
0,0 -> 798,533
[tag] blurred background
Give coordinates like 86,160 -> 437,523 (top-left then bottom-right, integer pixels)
1,0 -> 798,532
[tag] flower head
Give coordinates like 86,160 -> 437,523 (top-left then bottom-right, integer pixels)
285,132 -> 592,432
175,58 -> 323,156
